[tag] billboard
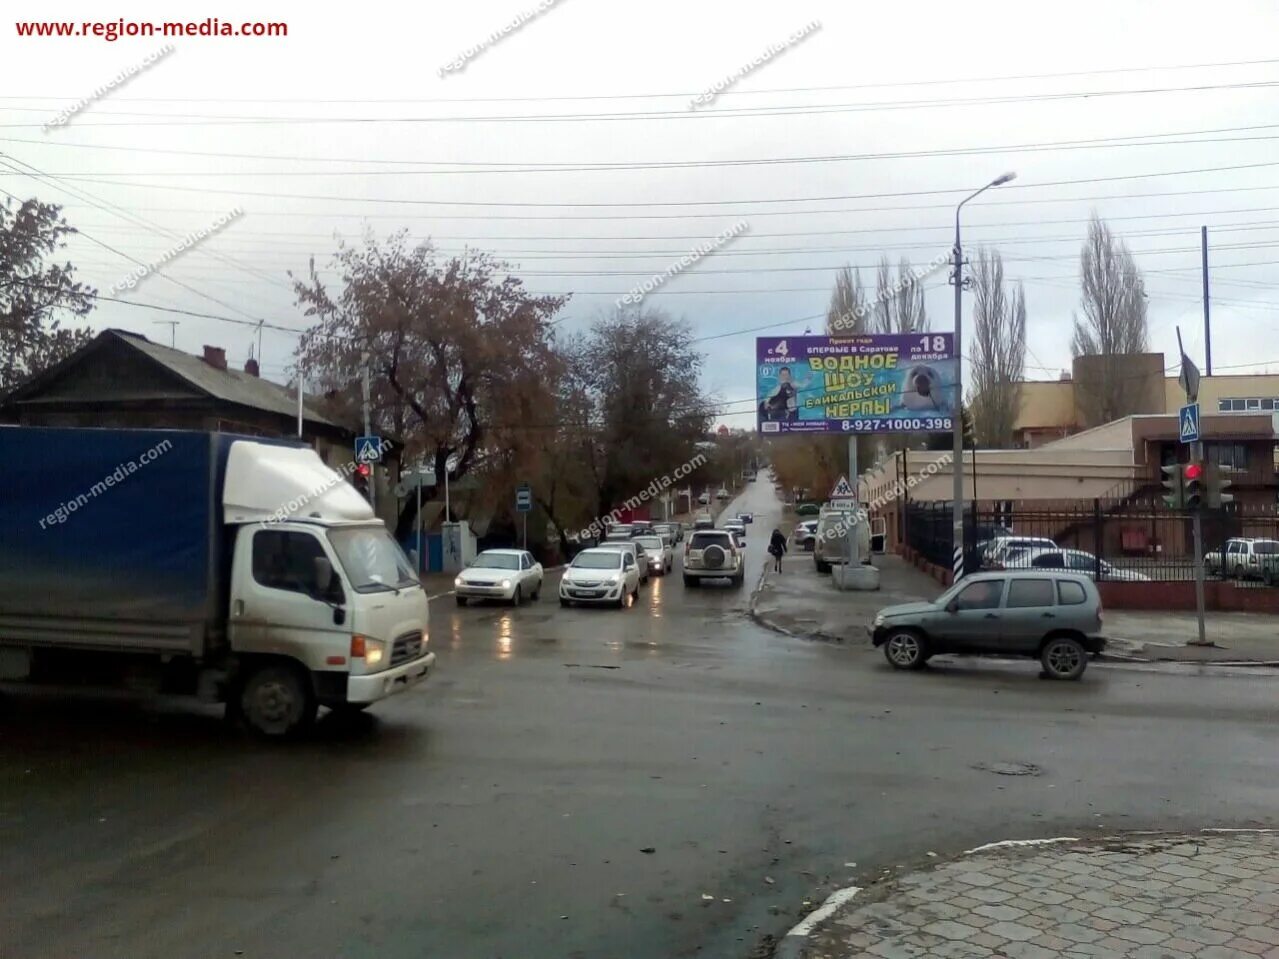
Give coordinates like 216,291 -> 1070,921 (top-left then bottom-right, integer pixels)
756,334 -> 957,434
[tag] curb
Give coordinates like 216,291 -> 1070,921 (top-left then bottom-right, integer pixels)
773,827 -> 1279,959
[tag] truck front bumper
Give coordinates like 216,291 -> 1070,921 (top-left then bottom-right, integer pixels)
346,651 -> 436,704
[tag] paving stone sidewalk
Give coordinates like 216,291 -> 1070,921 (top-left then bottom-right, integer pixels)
791,832 -> 1279,959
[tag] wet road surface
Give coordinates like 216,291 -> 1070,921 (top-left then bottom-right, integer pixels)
3,482 -> 1278,958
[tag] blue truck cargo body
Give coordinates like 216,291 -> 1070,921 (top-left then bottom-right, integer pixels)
0,427 -> 237,654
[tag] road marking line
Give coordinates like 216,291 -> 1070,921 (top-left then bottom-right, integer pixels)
786,885 -> 862,938
964,837 -> 1080,855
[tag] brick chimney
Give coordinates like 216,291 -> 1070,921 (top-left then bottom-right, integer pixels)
244,357 -> 260,377
202,345 -> 227,371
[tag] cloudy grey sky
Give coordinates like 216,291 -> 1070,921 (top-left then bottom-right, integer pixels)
5,0 -> 1279,428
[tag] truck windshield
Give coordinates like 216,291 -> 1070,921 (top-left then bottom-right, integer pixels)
327,527 -> 418,593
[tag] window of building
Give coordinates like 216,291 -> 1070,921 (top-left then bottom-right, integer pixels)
1218,397 -> 1279,413
1207,442 -> 1249,470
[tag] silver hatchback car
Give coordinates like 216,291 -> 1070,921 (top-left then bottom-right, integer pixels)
869,571 -> 1105,680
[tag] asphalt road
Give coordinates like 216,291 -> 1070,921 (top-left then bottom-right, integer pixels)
3,480 -> 1278,959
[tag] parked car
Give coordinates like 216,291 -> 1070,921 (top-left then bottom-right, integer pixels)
683,529 -> 745,587
737,512 -> 754,524
1015,547 -> 1151,582
698,492 -> 711,505
795,503 -> 820,517
455,549 -> 544,606
982,536 -> 1057,569
598,539 -> 650,585
869,571 -> 1106,680
793,520 -> 819,551
634,534 -> 673,575
716,487 -> 730,501
559,548 -> 640,608
814,507 -> 863,573
1205,537 -> 1279,581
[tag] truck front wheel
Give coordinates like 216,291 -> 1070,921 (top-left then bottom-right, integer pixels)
238,664 -> 317,738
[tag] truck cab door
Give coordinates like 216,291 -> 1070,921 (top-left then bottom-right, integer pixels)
229,525 -> 351,671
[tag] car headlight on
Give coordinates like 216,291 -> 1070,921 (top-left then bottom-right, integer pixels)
501,579 -> 512,589
454,576 -> 465,587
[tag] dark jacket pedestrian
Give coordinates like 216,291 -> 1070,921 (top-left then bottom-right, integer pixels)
768,528 -> 787,572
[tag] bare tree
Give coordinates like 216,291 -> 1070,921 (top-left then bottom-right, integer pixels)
1072,214 -> 1150,426
0,198 -> 94,393
871,256 -> 929,334
968,249 -> 1026,448
825,264 -> 868,334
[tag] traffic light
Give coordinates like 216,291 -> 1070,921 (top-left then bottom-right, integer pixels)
352,462 -> 372,502
1161,464 -> 1184,509
1205,463 -> 1234,508
1183,461 -> 1204,510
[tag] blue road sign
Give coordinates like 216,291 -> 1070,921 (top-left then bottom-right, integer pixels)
516,483 -> 532,513
355,435 -> 383,463
1179,403 -> 1200,444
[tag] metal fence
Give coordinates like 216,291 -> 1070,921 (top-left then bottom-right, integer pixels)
906,497 -> 1279,584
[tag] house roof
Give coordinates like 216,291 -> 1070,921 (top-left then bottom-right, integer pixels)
5,329 -> 344,430
115,331 -> 342,427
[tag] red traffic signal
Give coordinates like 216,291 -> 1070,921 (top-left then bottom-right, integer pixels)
355,463 -> 371,477
1184,462 -> 1203,482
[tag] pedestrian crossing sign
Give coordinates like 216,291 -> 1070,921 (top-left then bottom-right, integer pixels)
1179,403 -> 1200,444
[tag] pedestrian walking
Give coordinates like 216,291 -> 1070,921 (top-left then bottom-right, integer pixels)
768,527 -> 787,573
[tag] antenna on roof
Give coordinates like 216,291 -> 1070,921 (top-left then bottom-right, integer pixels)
152,320 -> 178,348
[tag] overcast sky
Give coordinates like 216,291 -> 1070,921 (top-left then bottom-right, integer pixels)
5,0 -> 1279,429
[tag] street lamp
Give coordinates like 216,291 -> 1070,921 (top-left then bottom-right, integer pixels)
950,171 -> 1016,581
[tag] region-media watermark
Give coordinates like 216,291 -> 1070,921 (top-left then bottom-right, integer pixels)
812,453 -> 954,543
439,0 -> 565,77
264,438 -> 394,526
16,19 -> 288,41
689,21 -> 822,110
617,221 -> 749,307
828,253 -> 950,334
38,438 -> 174,529
108,207 -> 245,294
568,453 -> 708,543
43,44 -> 175,131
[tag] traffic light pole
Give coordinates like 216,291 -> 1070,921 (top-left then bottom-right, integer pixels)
1190,440 -> 1209,646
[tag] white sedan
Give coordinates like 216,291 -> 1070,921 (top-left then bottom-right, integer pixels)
455,549 -> 544,606
560,548 -> 641,608
633,534 -> 673,575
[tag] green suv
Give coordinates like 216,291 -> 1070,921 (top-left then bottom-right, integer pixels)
869,571 -> 1106,680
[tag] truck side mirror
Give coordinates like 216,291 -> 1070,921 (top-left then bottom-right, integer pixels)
313,556 -> 333,596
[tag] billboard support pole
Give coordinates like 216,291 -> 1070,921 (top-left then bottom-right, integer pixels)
846,436 -> 858,567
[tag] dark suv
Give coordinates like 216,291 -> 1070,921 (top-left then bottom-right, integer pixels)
869,571 -> 1106,680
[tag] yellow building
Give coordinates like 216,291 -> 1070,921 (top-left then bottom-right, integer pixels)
1012,353 -> 1279,448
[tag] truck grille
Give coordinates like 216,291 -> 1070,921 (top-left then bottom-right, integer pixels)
390,631 -> 423,667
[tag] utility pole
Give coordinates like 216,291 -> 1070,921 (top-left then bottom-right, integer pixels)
950,172 -> 1017,581
361,350 -> 375,510
296,364 -> 304,438
1177,326 -> 1209,646
1201,226 -> 1212,376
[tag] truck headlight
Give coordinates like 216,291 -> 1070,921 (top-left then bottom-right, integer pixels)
351,635 -> 386,668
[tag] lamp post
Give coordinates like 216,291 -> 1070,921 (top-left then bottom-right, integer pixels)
950,171 -> 1016,580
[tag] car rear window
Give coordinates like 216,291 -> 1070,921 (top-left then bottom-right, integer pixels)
691,532 -> 731,549
1057,580 -> 1087,605
1006,579 -> 1055,608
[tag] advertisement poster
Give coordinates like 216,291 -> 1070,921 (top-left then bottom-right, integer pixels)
756,334 -> 957,434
